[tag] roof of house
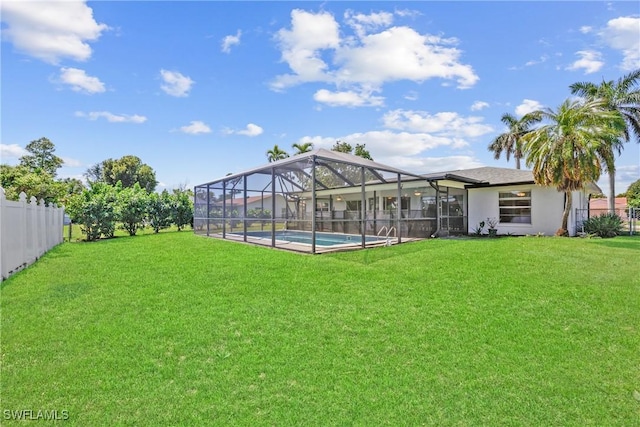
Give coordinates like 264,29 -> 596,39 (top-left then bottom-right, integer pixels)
422,166 -> 534,185
422,166 -> 602,194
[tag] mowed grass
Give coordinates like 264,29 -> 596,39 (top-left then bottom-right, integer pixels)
1,233 -> 639,426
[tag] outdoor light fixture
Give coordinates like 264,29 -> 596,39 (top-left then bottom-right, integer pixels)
516,192 -> 526,197
414,190 -> 422,196
336,196 -> 342,201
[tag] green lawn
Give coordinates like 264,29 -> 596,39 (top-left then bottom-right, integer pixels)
1,233 -> 639,425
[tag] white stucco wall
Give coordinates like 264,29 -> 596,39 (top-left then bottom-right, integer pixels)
468,184 -> 588,236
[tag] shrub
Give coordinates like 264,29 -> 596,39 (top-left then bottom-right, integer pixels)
582,213 -> 624,238
66,183 -> 118,241
117,183 -> 148,236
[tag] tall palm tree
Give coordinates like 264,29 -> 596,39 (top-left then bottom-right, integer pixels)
488,112 -> 542,169
523,98 -> 625,235
292,142 -> 313,155
569,69 -> 640,211
266,145 -> 289,162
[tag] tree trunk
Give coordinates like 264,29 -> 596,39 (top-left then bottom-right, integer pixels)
560,190 -> 572,235
608,170 -> 615,214
515,155 -> 521,170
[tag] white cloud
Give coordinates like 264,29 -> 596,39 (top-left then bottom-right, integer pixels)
236,123 -> 264,137
579,26 -> 593,34
525,55 -> 549,67
382,155 -> 485,174
382,109 -> 494,139
271,9 -> 478,98
160,69 -> 194,97
470,101 -> 489,111
60,157 -> 83,167
296,131 -> 484,174
600,16 -> 640,71
179,121 -> 211,135
0,0 -> 109,64
75,111 -> 147,123
515,99 -> 543,116
314,88 -> 384,107
404,91 -> 418,101
566,50 -> 604,74
222,30 -> 241,53
272,9 -> 340,90
344,10 -> 394,37
59,67 -> 105,94
0,143 -> 28,159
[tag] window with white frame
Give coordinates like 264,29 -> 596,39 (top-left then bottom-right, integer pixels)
499,191 -> 531,224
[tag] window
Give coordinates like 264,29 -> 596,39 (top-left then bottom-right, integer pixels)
316,200 -> 329,212
383,197 -> 410,211
499,191 -> 531,224
346,200 -> 362,211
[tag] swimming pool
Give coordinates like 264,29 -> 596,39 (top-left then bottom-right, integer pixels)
243,230 -> 386,247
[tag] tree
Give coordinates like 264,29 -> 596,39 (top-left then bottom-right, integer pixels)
354,144 -> 373,160
266,145 -> 289,162
331,140 -> 373,160
172,188 -> 194,231
117,183 -> 148,236
523,99 -> 625,235
19,137 -> 64,177
292,142 -> 313,155
147,191 -> 173,233
626,178 -> 640,208
488,112 -> 542,169
88,155 -> 158,193
570,69 -> 640,212
0,164 -> 60,204
66,183 -> 118,241
84,162 -> 104,184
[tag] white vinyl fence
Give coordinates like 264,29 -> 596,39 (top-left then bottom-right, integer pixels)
0,187 -> 65,280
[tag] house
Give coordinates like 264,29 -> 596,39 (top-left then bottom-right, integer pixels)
194,149 -> 601,253
426,167 -> 599,237
588,197 -> 628,217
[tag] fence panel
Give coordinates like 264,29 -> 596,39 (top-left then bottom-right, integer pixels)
0,188 -> 65,280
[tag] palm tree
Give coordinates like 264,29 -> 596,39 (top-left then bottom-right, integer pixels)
266,145 -> 289,162
292,142 -> 313,155
488,112 -> 542,169
523,98 -> 625,235
569,69 -> 640,212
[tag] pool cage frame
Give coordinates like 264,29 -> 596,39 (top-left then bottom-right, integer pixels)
194,149 -> 433,254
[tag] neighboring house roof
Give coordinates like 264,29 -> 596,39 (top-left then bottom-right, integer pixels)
221,194 -> 278,207
589,197 -> 627,210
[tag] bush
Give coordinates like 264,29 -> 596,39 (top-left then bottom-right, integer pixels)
582,213 -> 624,238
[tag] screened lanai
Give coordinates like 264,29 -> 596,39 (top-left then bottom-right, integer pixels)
194,149 -> 465,253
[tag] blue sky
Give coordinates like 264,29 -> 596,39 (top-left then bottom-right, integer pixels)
1,1 -> 639,196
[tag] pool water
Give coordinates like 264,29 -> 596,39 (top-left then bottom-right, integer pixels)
244,230 -> 385,247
